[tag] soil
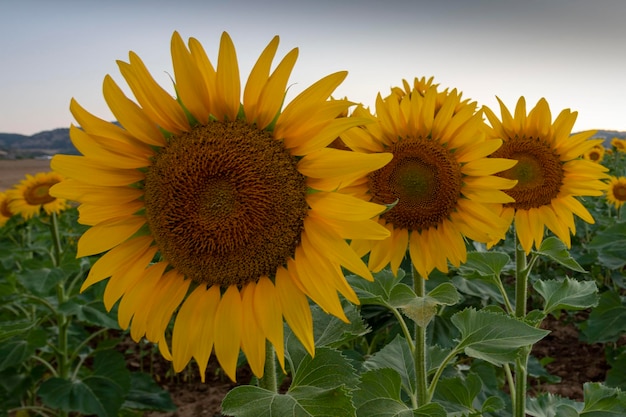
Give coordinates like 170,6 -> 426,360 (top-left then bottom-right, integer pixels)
131,314 -> 613,416
0,159 -> 52,191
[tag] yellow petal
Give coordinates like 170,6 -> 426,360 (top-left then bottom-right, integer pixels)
102,246 -> 158,310
309,212 -> 390,240
69,125 -> 150,169
293,245 -> 348,322
77,215 -> 146,257
122,262 -> 168,339
170,31 -> 211,124
78,200 -> 144,226
119,51 -> 190,133
102,75 -> 166,146
462,158 -> 517,176
299,148 -> 392,179
307,191 -> 385,221
50,179 -> 142,205
213,285 -> 243,382
276,266 -> 314,357
240,282 -> 266,378
172,286 -> 209,373
145,270 -> 190,347
81,235 -> 154,290
253,277 -> 285,372
192,285 -> 221,382
51,155 -> 144,187
303,216 -> 372,280
215,32 -> 240,121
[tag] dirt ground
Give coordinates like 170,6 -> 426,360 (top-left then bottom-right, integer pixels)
0,159 -> 52,191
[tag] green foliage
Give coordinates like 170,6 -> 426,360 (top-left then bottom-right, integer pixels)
0,208 -> 175,417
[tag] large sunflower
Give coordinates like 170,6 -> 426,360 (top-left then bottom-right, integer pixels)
344,80 -> 517,279
0,192 -> 14,226
50,32 -> 392,381
7,171 -> 67,220
482,97 -> 609,253
606,176 -> 626,210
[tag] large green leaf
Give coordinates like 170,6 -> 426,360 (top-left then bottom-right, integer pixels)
458,251 -> 512,283
0,329 -> 47,371
588,222 -> 626,269
353,368 -> 446,417
533,278 -> 598,315
38,350 -> 131,417
534,237 -> 586,272
17,267 -> 66,296
222,347 -> 357,417
580,382 -> 626,415
451,309 -> 549,365
527,393 -> 582,417
121,372 -> 176,412
363,335 -> 415,396
579,291 -> 626,344
221,385 -> 354,417
347,269 -> 413,307
285,303 -> 367,370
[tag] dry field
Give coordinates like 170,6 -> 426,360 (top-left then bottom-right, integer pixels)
0,159 -> 52,191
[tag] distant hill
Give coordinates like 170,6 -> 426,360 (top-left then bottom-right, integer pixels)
1,127 -> 625,159
0,128 -> 76,159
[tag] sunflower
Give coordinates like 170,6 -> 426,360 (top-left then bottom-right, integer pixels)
483,97 -> 609,254
50,32 -> 392,382
0,192 -> 14,226
610,137 -> 626,152
343,80 -> 517,279
6,171 -> 67,220
606,176 -> 626,210
583,143 -> 606,163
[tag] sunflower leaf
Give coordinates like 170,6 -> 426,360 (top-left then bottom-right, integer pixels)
363,335 -> 415,397
588,222 -> 626,269
347,269 -> 411,307
533,277 -> 598,315
580,382 -> 626,414
353,368 -> 447,417
579,291 -> 626,344
222,348 -> 356,417
221,385 -> 355,417
534,237 -> 586,273
38,350 -> 131,417
451,308 -> 549,366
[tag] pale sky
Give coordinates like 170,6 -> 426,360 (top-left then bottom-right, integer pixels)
1,0 -> 625,136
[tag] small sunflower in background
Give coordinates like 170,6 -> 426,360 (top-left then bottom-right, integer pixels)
610,137 -> 626,152
483,97 -> 609,253
0,192 -> 14,226
606,176 -> 626,211
6,171 -> 67,220
583,143 -> 606,163
50,32 -> 392,382
342,80 -> 517,279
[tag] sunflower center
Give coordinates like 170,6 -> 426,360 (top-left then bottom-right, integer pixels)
589,150 -> 601,161
368,138 -> 462,230
613,183 -> 626,201
0,199 -> 12,217
144,121 -> 308,287
24,183 -> 57,205
491,136 -> 564,210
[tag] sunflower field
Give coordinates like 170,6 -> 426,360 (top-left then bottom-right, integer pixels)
1,32 -> 626,417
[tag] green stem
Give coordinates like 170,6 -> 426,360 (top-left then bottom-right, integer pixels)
513,232 -> 529,417
49,212 -> 62,267
412,265 -> 428,408
390,307 -> 415,352
258,341 -> 278,392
